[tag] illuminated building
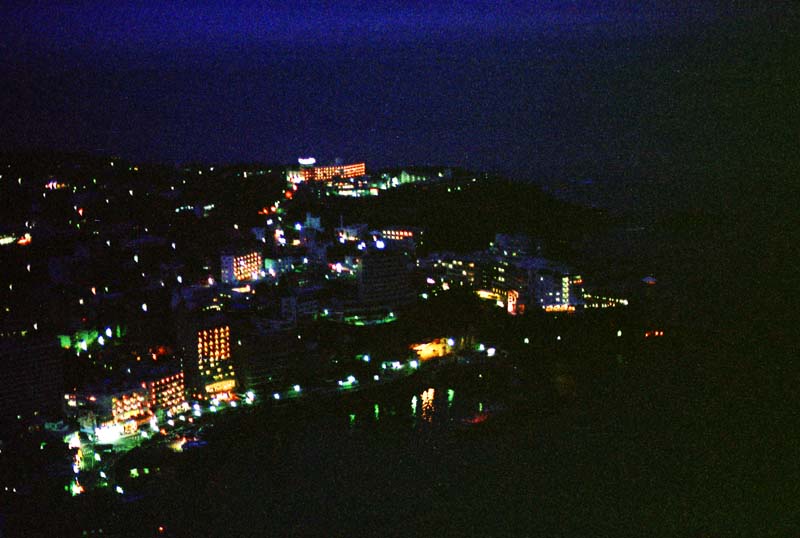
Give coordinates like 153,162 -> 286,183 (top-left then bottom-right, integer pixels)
301,162 -> 365,182
111,390 -> 149,424
221,251 -> 262,284
411,338 -> 455,361
335,223 -> 368,242
425,253 -> 481,290
583,294 -> 629,309
143,371 -> 186,415
379,226 -> 424,251
193,325 -> 236,399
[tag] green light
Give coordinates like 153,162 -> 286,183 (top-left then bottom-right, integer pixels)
411,395 -> 417,415
130,468 -> 139,478
349,414 -> 355,426
374,404 -> 379,421
70,479 -> 83,496
447,389 -> 455,404
478,402 -> 483,413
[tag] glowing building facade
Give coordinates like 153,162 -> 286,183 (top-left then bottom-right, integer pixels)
221,251 -> 262,284
111,391 -> 149,424
195,325 -> 236,398
143,371 -> 186,415
301,162 -> 365,182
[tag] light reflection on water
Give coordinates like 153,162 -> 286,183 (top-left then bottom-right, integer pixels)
421,388 -> 435,422
344,382 -> 503,431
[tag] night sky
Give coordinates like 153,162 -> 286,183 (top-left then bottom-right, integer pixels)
1,1 -> 797,212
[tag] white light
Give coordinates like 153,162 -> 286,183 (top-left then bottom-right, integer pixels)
98,336 -> 105,346
141,303 -> 148,312
373,374 -> 380,381
447,338 -> 455,347
617,330 -> 622,337
486,347 -> 496,357
298,157 -> 316,165
106,327 -> 113,338
293,384 -> 301,392
294,223 -> 302,231
273,393 -> 280,400
524,337 -> 530,344
375,240 -> 385,249
409,360 -> 419,369
95,424 -> 123,444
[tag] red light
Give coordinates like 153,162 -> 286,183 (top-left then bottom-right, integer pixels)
285,190 -> 293,199
77,207 -> 84,217
158,526 -> 165,534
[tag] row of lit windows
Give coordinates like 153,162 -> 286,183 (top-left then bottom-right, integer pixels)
233,253 -> 261,281
302,162 -> 366,181
382,230 -> 414,238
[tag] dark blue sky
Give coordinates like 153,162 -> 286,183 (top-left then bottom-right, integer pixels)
1,1 -> 796,211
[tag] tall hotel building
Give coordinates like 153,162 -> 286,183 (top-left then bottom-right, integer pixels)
301,162 -> 365,182
191,325 -> 237,399
221,251 -> 262,284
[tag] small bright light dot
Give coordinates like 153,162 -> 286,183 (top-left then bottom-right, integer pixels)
141,303 -> 148,312
273,393 -> 280,400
